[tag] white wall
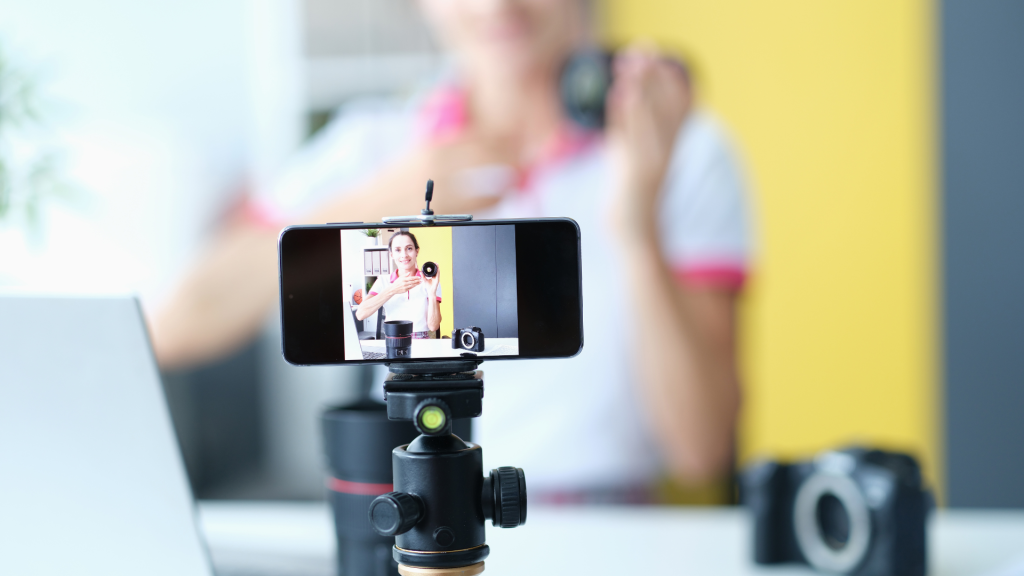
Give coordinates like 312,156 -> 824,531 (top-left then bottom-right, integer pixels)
0,0 -> 304,306
0,0 -> 364,498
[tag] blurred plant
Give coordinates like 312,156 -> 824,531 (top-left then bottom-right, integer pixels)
0,44 -> 80,236
362,228 -> 380,238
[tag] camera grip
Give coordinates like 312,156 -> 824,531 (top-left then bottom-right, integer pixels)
741,462 -> 800,564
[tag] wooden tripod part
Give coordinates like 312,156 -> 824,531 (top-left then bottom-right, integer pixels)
398,561 -> 485,576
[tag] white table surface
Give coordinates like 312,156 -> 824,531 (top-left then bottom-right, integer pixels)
197,501 -> 1024,576
361,337 -> 520,358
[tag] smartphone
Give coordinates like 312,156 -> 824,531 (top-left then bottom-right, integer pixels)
279,218 -> 583,365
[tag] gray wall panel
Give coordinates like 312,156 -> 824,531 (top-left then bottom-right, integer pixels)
942,0 -> 1024,507
453,226 -> 497,337
452,225 -> 519,341
495,225 -> 519,338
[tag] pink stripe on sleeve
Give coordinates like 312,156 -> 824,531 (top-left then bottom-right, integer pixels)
417,85 -> 469,142
672,263 -> 748,291
242,198 -> 287,230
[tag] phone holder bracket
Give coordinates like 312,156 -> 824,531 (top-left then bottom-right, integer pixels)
383,361 -> 483,423
382,179 -> 473,226
387,360 -> 481,375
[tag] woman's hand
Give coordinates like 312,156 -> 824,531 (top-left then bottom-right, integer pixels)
388,275 -> 421,297
606,44 -> 693,235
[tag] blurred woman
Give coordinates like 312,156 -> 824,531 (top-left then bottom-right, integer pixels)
151,0 -> 752,500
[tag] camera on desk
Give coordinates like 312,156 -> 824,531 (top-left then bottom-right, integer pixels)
452,326 -> 485,352
741,447 -> 931,576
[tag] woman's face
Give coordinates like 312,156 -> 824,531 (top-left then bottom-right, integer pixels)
418,0 -> 583,79
391,235 -> 419,273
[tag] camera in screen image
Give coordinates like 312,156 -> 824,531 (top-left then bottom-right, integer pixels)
741,447 -> 930,576
452,326 -> 485,352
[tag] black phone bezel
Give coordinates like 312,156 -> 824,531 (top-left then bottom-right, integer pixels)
279,217 -> 583,366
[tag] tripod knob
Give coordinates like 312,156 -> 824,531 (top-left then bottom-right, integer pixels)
486,467 -> 527,528
368,492 -> 423,536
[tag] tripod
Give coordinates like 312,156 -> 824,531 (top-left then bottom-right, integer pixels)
367,360 -> 526,576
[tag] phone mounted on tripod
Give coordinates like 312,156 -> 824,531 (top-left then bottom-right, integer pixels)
282,181 -> 578,575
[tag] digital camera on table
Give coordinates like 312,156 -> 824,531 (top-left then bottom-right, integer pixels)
452,326 -> 485,352
741,447 -> 931,576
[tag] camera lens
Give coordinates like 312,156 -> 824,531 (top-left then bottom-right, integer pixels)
460,331 -> 475,350
322,402 -> 418,576
816,493 -> 851,550
384,320 -> 413,359
421,261 -> 437,278
560,50 -> 613,130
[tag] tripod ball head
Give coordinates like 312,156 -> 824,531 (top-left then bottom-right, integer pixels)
377,363 -> 526,570
367,435 -> 527,568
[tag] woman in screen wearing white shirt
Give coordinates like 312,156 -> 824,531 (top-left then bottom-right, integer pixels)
356,231 -> 441,337
152,0 -> 752,502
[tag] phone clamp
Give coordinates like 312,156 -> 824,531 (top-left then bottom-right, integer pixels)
382,180 -> 474,226
369,361 -> 526,575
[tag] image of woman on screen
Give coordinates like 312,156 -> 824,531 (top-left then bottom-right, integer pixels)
356,231 -> 441,338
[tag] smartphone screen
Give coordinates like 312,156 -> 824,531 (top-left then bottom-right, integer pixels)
279,218 -> 582,365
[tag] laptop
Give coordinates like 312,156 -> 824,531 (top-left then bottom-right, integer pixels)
344,300 -> 385,361
0,296 -> 212,575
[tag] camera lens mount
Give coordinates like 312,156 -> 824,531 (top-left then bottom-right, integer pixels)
793,473 -> 872,573
460,331 -> 475,350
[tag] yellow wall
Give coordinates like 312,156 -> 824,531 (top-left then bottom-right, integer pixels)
604,1 -> 940,494
410,227 -> 454,337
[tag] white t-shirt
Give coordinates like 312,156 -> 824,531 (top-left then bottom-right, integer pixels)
368,269 -> 442,333
256,88 -> 753,494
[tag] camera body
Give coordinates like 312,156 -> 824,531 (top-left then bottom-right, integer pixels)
560,48 -> 690,130
452,326 -> 485,352
741,447 -> 929,576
